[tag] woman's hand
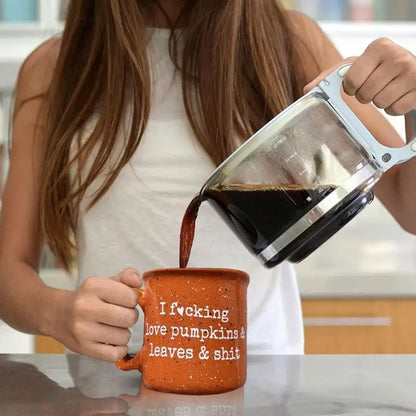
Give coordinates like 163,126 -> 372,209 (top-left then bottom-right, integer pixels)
293,13 -> 416,233
52,268 -> 141,362
304,38 -> 416,116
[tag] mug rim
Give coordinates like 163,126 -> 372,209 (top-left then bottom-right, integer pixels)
142,267 -> 249,283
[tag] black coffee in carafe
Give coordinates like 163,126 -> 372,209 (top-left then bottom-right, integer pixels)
202,184 -> 374,268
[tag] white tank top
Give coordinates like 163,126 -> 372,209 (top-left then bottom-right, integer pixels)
75,28 -> 304,354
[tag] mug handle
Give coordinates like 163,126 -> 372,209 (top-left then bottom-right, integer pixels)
115,288 -> 145,371
318,63 -> 416,172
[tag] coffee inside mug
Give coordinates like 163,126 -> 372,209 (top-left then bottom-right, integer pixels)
116,268 -> 249,395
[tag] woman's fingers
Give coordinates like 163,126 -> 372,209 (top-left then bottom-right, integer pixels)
74,279 -> 140,328
343,38 -> 396,97
96,302 -> 139,329
341,38 -> 404,97
68,320 -> 133,361
385,91 -> 416,116
304,38 -> 416,117
346,38 -> 416,112
55,269 -> 143,362
83,342 -> 129,363
70,303 -> 135,339
348,62 -> 396,103
372,76 -> 416,110
81,322 -> 132,346
81,275 -> 139,308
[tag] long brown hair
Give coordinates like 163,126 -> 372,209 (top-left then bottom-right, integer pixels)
39,0 -> 314,269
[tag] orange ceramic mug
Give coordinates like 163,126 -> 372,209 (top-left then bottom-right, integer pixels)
116,268 -> 249,394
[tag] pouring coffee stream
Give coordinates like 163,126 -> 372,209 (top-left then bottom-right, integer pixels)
179,194 -> 203,268
179,183 -> 373,269
179,64 -> 416,269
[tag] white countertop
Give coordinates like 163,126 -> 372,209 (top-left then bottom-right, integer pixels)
3,354 -> 416,415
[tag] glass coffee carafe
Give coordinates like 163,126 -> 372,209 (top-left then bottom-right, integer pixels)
199,64 -> 416,268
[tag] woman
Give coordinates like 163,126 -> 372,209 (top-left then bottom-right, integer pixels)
0,0 -> 415,362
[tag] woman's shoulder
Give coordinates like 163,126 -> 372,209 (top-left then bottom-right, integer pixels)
15,36 -> 62,99
23,36 -> 61,67
285,9 -> 334,51
284,9 -> 343,80
12,37 -> 62,144
285,9 -> 321,33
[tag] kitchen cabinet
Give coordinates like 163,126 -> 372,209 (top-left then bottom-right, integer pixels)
35,335 -> 64,353
302,298 -> 416,354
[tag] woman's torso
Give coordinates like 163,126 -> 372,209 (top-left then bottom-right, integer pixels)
74,28 -> 304,354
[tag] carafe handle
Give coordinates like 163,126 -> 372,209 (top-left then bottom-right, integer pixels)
318,63 -> 416,172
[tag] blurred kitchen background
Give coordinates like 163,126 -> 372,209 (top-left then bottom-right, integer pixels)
1,0 -> 416,354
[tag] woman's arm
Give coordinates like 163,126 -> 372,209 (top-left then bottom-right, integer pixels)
289,12 -> 416,234
0,38 -> 57,335
0,39 -> 141,362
